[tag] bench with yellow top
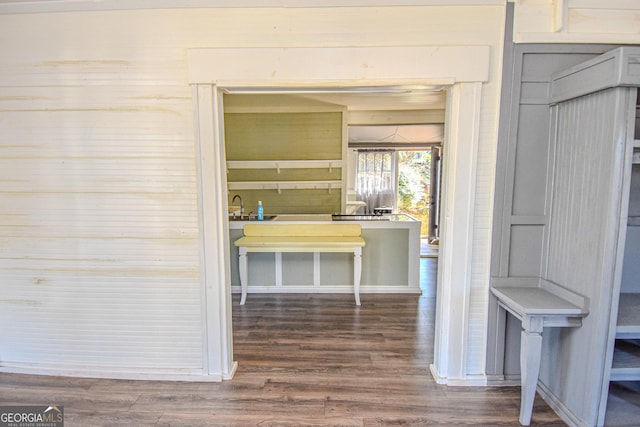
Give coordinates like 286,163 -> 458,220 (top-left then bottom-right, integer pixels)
234,223 -> 366,305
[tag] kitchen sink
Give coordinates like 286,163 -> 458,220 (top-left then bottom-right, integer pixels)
331,214 -> 390,221
228,215 -> 277,221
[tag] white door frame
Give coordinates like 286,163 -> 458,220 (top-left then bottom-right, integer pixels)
188,46 -> 489,383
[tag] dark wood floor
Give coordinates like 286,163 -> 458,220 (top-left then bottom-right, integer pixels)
0,261 -> 565,426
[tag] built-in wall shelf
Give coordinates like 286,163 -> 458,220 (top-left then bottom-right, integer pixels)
227,180 -> 342,193
611,340 -> 640,381
616,294 -> 640,338
227,160 -> 342,173
612,294 -> 640,381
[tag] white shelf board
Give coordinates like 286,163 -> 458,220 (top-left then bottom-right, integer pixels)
616,293 -> 640,339
611,340 -> 640,381
227,160 -> 342,172
227,180 -> 342,192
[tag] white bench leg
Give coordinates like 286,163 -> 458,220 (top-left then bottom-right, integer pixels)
238,247 -> 248,305
354,247 -> 362,306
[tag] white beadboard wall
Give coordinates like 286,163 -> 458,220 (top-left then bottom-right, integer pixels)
0,5 -> 505,380
0,16 -> 202,375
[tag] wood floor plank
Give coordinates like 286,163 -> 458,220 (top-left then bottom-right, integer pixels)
64,410 -> 161,427
0,272 -> 565,426
156,413 -> 366,427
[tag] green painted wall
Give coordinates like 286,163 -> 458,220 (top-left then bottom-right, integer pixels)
229,189 -> 342,216
225,112 -> 342,160
225,112 -> 343,214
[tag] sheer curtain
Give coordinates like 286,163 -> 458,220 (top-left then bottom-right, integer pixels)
355,150 -> 396,214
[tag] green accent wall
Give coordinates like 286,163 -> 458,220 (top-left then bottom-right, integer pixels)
229,189 -> 341,215
227,168 -> 341,182
225,112 -> 343,214
225,112 -> 342,160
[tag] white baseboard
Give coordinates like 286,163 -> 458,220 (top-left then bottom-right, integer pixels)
446,375 -> 487,386
430,363 -> 447,384
223,361 -> 238,380
231,285 -> 421,294
429,364 -> 488,386
0,362 -> 223,382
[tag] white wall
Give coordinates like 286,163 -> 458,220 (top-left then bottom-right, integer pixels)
512,0 -> 640,44
0,13 -> 206,379
0,4 -> 506,380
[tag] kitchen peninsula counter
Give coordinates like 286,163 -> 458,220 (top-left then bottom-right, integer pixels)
228,214 -> 421,297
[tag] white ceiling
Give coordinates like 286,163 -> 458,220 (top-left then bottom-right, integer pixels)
349,124 -> 444,143
291,91 -> 446,111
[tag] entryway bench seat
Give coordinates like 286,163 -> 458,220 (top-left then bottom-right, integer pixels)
491,279 -> 589,426
234,224 -> 366,305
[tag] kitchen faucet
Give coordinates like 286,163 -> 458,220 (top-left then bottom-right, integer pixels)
232,194 -> 244,217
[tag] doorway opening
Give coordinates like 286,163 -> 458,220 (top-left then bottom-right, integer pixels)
397,148 -> 441,242
348,124 -> 442,257
189,45 -> 489,383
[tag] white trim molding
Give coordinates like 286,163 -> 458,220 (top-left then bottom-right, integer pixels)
193,85 -> 237,381
0,0 -> 507,15
0,362 -> 225,383
431,82 -> 485,386
188,46 -> 490,86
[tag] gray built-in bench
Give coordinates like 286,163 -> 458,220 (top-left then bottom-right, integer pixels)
491,278 -> 589,425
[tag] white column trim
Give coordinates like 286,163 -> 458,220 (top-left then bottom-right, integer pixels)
193,84 -> 237,380
430,82 -> 483,385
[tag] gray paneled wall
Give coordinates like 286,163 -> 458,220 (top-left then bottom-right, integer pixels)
492,46 -> 617,280
489,43 -> 619,380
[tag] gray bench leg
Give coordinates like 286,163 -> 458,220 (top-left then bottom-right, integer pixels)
519,324 -> 543,425
238,247 -> 248,305
354,247 -> 362,306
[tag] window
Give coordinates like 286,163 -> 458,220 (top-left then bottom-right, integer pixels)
350,124 -> 442,236
355,150 -> 396,214
356,150 -> 395,196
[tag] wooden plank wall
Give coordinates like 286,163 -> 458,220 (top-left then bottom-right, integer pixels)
0,13 -> 203,376
0,5 -> 506,379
